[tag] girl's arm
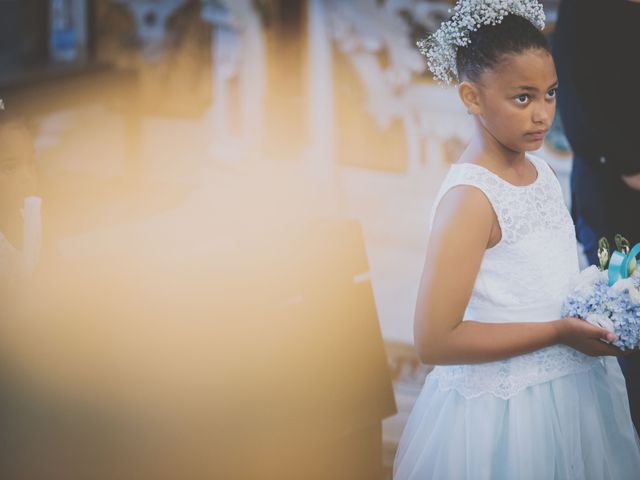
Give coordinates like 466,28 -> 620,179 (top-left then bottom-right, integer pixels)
414,185 -> 620,365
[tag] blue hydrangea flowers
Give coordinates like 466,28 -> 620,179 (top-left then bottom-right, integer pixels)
562,265 -> 640,351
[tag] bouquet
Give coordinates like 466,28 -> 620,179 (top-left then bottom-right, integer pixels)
562,235 -> 640,351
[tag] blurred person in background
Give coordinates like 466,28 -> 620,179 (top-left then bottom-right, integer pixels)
553,0 -> 640,432
0,101 -> 40,281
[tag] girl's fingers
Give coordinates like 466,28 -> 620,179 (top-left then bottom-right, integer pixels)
595,328 -> 616,343
600,343 -> 625,356
606,347 -> 623,356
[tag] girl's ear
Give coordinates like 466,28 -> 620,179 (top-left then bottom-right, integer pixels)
458,81 -> 482,116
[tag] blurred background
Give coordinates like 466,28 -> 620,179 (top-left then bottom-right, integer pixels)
0,1 -> 570,479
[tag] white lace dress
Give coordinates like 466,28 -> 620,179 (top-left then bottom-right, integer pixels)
393,155 -> 640,479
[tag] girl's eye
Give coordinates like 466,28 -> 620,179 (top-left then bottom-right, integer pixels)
515,94 -> 529,105
546,88 -> 557,99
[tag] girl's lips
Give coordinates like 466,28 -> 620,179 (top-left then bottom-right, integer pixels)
525,131 -> 547,141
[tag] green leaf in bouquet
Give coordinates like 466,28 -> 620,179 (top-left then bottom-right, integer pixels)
614,234 -> 637,275
615,234 -> 631,255
598,237 -> 610,272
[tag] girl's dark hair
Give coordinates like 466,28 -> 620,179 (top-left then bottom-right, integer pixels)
456,14 -> 551,83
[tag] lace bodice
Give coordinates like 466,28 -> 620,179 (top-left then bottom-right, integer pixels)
426,154 -> 599,399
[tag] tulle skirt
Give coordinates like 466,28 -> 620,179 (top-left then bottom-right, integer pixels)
393,357 -> 640,479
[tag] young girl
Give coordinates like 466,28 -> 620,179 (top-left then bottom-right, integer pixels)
393,2 -> 640,479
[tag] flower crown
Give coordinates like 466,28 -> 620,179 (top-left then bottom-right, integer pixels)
417,0 -> 546,85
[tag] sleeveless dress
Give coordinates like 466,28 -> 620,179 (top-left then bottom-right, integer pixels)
393,154 -> 640,479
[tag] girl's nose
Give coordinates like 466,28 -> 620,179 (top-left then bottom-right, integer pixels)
532,102 -> 554,126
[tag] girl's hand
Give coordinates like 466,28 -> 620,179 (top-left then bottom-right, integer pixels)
557,317 -> 629,357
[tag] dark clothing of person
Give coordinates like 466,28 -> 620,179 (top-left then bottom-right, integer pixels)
553,0 -> 640,433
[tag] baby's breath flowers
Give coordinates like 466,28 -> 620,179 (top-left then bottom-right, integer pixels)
417,0 -> 546,84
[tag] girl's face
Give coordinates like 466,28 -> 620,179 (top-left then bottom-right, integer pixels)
0,123 -> 38,213
473,48 -> 557,153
